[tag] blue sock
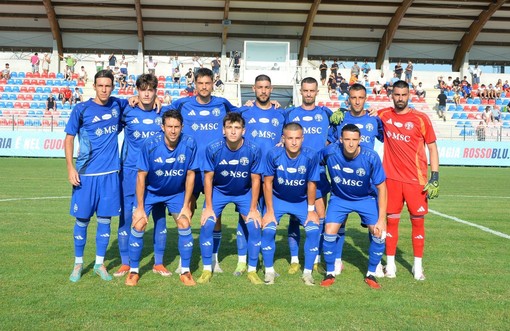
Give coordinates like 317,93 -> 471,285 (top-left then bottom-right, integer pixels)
288,216 -> 300,259
152,205 -> 167,265
323,233 -> 337,274
236,216 -> 248,257
96,217 -> 111,259
128,228 -> 145,269
318,217 -> 325,255
73,218 -> 89,259
304,222 -> 320,271
335,223 -> 346,259
200,217 -> 216,267
368,233 -> 385,273
261,221 -> 277,268
213,230 -> 222,255
178,226 -> 193,269
117,212 -> 130,265
246,219 -> 261,269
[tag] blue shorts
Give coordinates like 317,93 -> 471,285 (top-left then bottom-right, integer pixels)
142,191 -> 184,215
70,172 -> 121,218
316,172 -> 331,199
120,168 -> 137,218
264,195 -> 309,226
325,195 -> 379,226
206,188 -> 254,217
193,170 -> 204,199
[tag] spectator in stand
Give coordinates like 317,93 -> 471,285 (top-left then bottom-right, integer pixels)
126,75 -> 135,89
339,78 -> 349,96
271,63 -> 280,71
170,55 -> 182,73
445,76 -> 454,91
185,68 -> 194,86
361,59 -> 371,75
385,73 -> 399,96
462,83 -> 473,99
415,82 -> 426,98
119,55 -> 128,77
373,81 -> 383,95
192,56 -> 203,77
61,54 -> 77,74
476,121 -> 486,141
461,76 -> 470,87
435,76 -> 445,90
173,68 -> 182,86
394,61 -> 403,80
163,90 -> 172,105
62,87 -> 73,107
495,79 -> 503,98
330,59 -> 339,77
487,84 -> 496,100
78,66 -> 88,84
453,90 -> 461,106
405,61 -> 413,83
211,56 -> 221,76
482,106 -> 493,124
1,63 -> 10,80
231,51 -> 241,82
214,75 -> 224,93
336,72 -> 344,85
72,88 -> 83,104
108,54 -> 117,68
95,54 -> 104,72
145,56 -> 157,75
328,73 -> 338,96
184,83 -> 195,96
491,106 -> 501,122
64,67 -> 73,81
42,53 -> 51,74
411,76 -> 419,90
436,89 -> 447,121
478,84 -> 488,99
46,94 -> 57,112
360,74 -> 370,87
319,59 -> 328,86
468,64 -> 481,85
503,80 -> 510,93
113,66 -> 126,89
30,53 -> 40,73
453,77 -> 461,90
351,61 -> 360,78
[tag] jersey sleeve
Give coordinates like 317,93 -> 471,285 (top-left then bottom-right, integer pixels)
370,151 -> 386,185
203,144 -> 215,172
376,117 -> 384,142
264,148 -> 277,177
307,151 -> 321,182
250,144 -> 264,174
136,139 -> 151,172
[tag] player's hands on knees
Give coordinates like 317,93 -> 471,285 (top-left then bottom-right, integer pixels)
246,209 -> 262,228
305,211 -> 319,226
200,208 -> 216,226
178,206 -> 192,226
373,218 -> 387,239
132,207 -> 148,231
67,168 -> 80,186
261,212 -> 276,228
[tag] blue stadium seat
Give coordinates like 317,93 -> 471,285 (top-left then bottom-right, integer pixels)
165,82 -> 172,89
15,79 -> 22,85
473,98 -> 481,104
478,105 -> 485,112
9,94 -> 16,100
12,86 -> 20,93
7,79 -> 14,84
56,72 -> 64,79
451,113 -> 460,119
35,110 -> 44,117
448,105 -> 455,111
172,90 -> 179,96
173,83 -> 180,89
60,111 -> 69,118
33,94 -> 41,101
466,98 -> 473,104
464,121 -> 473,127
455,121 -> 464,127
1,93 -> 8,100
460,113 -> 468,119
54,79 -> 61,86
58,119 -> 67,127
32,119 -> 41,126
0,101 -> 5,108
36,87 -> 43,93
10,71 -> 18,78
503,122 -> 510,128
6,101 -> 14,108
4,86 -> 12,92
27,110 -> 36,117
38,102 -> 46,109
24,118 -> 33,126
43,87 -> 51,94
496,99 -> 502,105
166,76 -> 173,82
456,104 -> 463,111
30,103 -> 38,109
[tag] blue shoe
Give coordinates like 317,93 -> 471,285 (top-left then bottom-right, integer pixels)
94,264 -> 112,281
69,263 -> 83,283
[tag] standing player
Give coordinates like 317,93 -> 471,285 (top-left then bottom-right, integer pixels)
198,112 -> 263,284
319,124 -> 387,289
114,74 -> 168,278
378,80 -> 439,280
170,68 -> 240,273
231,74 -> 286,276
65,70 -> 128,282
285,77 -> 336,274
329,83 -> 384,276
261,122 -> 321,285
126,110 -> 198,286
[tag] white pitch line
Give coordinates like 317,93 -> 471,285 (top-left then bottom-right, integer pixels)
441,195 -> 510,199
429,209 -> 510,240
0,196 -> 68,202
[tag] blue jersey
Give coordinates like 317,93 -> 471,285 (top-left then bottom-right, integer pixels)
285,106 -> 334,152
319,142 -> 385,201
120,106 -> 162,170
204,138 -> 263,196
239,105 -> 285,159
65,97 -> 127,175
169,96 -> 239,169
137,133 -> 199,196
264,146 -> 320,203
331,112 -> 384,149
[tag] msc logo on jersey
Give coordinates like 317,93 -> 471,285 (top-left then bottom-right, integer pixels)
222,170 -> 248,178
298,165 -> 306,174
340,178 -> 363,186
240,157 -> 249,166
333,176 -> 341,183
251,130 -> 276,139
277,177 -> 284,184
155,169 -> 164,176
191,123 -> 219,131
386,130 -> 411,142
177,154 -> 186,163
272,118 -> 280,127
356,168 -> 366,177
95,125 -> 118,137
405,122 -> 414,130
221,170 -> 229,177
155,169 -> 184,177
314,114 -> 323,122
133,130 -> 141,139
303,127 -> 322,134
366,123 -> 374,132
212,108 -> 221,117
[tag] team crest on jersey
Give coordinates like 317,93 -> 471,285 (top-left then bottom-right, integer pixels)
155,117 -> 162,125
333,176 -> 341,183
155,169 -> 164,177
240,157 -> 249,166
356,168 -> 366,177
212,108 -> 221,116
366,123 -> 374,132
177,154 -> 186,163
133,130 -> 141,139
251,130 -> 258,138
191,123 -> 199,131
112,109 -> 119,118
272,118 -> 279,127
221,170 -> 229,177
277,177 -> 285,184
314,114 -> 323,122
95,128 -> 103,136
405,122 -> 414,130
297,165 -> 306,174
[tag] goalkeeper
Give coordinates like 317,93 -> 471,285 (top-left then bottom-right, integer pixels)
375,80 -> 439,281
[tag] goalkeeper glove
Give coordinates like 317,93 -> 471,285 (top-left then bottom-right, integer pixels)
423,171 -> 439,199
329,108 -> 347,125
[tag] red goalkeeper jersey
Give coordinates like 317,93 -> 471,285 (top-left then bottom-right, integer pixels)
378,107 -> 436,185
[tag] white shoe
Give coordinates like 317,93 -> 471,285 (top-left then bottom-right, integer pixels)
213,262 -> 224,273
302,273 -> 315,286
174,259 -> 182,274
334,261 -> 344,276
374,263 -> 385,278
412,267 -> 426,281
384,264 -> 397,278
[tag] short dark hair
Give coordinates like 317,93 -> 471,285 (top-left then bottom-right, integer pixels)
162,109 -> 183,125
300,77 -> 318,87
94,69 -> 114,85
341,123 -> 361,136
223,112 -> 245,127
283,122 -> 303,132
393,80 -> 409,90
255,74 -> 271,84
136,74 -> 158,90
349,83 -> 366,93
195,68 -> 214,82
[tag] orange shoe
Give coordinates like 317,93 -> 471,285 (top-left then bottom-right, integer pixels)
179,272 -> 197,286
152,264 -> 172,277
364,275 -> 381,289
320,274 -> 336,287
113,264 -> 130,277
125,272 -> 140,286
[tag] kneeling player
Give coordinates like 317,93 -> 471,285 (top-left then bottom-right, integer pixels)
319,124 -> 387,289
197,112 -> 263,285
126,110 -> 198,286
261,122 -> 321,286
